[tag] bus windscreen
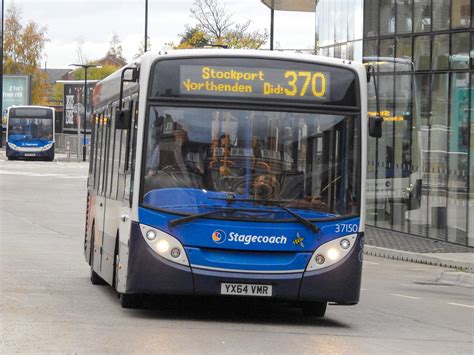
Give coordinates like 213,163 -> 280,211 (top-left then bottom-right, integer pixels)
151,58 -> 358,108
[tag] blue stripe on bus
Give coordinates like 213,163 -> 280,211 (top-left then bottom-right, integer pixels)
138,206 -> 360,253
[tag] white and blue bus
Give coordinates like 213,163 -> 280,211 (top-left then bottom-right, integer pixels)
6,105 -> 55,161
84,50 -> 368,317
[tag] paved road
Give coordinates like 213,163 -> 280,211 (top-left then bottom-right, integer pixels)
1,159 -> 473,354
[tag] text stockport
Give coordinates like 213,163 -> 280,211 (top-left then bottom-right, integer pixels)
228,232 -> 287,245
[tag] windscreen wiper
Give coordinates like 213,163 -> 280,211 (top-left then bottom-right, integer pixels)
168,208 -> 236,228
168,204 -> 283,228
211,197 -> 321,233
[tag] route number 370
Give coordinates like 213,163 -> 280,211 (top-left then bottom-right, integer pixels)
284,71 -> 326,97
335,224 -> 358,233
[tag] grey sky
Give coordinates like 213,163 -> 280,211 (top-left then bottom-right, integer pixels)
8,0 -> 315,68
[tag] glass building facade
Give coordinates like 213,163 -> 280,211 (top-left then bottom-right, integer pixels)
315,0 -> 473,246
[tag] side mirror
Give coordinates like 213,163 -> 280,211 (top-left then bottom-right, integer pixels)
369,115 -> 383,138
116,108 -> 131,130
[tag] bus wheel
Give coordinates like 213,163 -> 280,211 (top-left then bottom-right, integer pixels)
119,293 -> 142,309
90,227 -> 106,285
301,301 -> 327,317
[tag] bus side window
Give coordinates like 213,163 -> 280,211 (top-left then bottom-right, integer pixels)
106,105 -> 117,199
124,99 -> 138,204
88,114 -> 97,188
96,112 -> 105,194
111,105 -> 121,200
103,107 -> 113,196
90,113 -> 98,190
100,108 -> 110,196
116,126 -> 125,201
117,101 -> 130,201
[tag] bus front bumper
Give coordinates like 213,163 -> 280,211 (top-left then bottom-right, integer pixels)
126,223 -> 363,304
6,144 -> 54,159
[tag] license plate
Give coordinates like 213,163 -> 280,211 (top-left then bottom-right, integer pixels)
24,153 -> 36,157
221,283 -> 272,297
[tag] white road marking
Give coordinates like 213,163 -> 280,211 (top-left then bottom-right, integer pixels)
403,284 -> 449,288
363,261 -> 380,265
361,288 -> 368,291
448,302 -> 474,309
0,170 -> 87,179
390,293 -> 421,300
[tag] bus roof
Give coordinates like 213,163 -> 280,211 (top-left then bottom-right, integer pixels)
7,105 -> 55,113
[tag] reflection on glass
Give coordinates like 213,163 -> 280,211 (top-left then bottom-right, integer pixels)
410,74 -> 430,236
432,34 -> 449,70
471,35 -> 474,69
373,74 -> 395,229
451,0 -> 471,28
414,0 -> 431,32
364,0 -> 379,37
366,78 -> 377,226
328,0 -> 335,45
427,74 -> 449,240
392,74 -> 413,232
414,35 -> 430,71
396,0 -> 413,34
354,41 -> 363,61
142,107 -> 360,221
347,0 -> 355,41
447,73 -> 469,244
380,0 -> 396,35
379,38 -> 395,72
469,73 -> 474,246
432,0 -> 450,30
363,39 -> 378,60
450,32 -> 470,70
354,0 -> 364,39
396,37 -> 413,72
347,42 -> 354,60
336,0 -> 348,43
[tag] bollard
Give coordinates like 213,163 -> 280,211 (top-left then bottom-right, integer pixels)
66,141 -> 71,161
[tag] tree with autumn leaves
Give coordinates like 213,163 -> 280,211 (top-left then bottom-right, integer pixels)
3,3 -> 49,105
172,0 -> 268,49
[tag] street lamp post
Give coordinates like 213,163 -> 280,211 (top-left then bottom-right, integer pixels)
69,63 -> 101,161
144,0 -> 148,53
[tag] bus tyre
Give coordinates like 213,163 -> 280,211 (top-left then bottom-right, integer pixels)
119,293 -> 142,309
90,228 -> 106,285
301,301 -> 327,317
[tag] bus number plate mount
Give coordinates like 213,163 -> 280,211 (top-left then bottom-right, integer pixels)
221,283 -> 272,297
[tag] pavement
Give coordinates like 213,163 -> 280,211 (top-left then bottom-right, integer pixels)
0,147 -> 473,284
364,225 -> 474,288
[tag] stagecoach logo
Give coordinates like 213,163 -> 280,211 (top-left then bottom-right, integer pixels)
212,230 -> 226,244
293,232 -> 305,248
212,230 -> 288,246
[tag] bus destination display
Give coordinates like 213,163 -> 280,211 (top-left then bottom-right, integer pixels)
10,107 -> 52,118
180,65 -> 330,101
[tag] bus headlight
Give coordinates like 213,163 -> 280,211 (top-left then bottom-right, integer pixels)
306,234 -> 357,271
8,142 -> 17,149
42,143 -> 53,151
139,224 -> 189,266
